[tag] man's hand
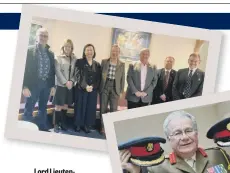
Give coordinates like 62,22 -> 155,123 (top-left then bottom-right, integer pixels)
160,94 -> 166,102
135,91 -> 142,97
140,92 -> 147,98
120,150 -> 141,173
86,85 -> 93,92
50,87 -> 56,96
66,81 -> 73,90
22,88 -> 31,97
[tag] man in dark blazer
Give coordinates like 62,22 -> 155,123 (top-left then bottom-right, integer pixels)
126,48 -> 158,109
152,56 -> 176,104
172,53 -> 205,100
21,28 -> 55,131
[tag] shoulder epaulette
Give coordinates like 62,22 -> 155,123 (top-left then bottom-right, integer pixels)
198,147 -> 208,157
169,152 -> 176,165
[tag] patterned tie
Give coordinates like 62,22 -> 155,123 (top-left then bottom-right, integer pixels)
163,70 -> 170,91
184,70 -> 193,98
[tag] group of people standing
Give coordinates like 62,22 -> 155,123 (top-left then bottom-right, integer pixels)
21,27 -> 205,135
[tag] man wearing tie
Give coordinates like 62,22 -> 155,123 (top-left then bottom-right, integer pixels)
125,48 -> 158,109
152,56 -> 177,104
172,53 -> 205,100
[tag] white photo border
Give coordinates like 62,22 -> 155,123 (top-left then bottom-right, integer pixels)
103,91 -> 230,173
4,4 -> 222,152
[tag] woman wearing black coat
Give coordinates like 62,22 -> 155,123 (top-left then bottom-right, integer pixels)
74,44 -> 101,133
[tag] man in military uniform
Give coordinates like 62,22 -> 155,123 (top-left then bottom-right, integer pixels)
120,110 -> 230,173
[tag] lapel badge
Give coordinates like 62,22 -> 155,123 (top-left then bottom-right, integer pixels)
146,143 -> 154,152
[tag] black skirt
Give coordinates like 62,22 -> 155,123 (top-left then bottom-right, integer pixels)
52,85 -> 74,106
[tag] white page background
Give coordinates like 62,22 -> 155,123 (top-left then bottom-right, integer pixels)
1,4 -> 230,173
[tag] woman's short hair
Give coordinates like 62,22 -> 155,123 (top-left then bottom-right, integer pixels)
61,39 -> 74,55
82,43 -> 96,59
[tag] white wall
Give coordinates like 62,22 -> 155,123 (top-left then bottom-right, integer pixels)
216,101 -> 230,119
32,17 -> 208,71
114,104 -> 219,155
199,41 -> 209,72
149,34 -> 196,71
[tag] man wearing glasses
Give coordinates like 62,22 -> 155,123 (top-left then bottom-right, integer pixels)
21,28 -> 55,131
120,110 -> 230,173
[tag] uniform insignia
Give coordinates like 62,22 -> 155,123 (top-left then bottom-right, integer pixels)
207,164 -> 227,173
227,123 -> 230,131
198,147 -> 207,157
169,152 -> 176,165
146,143 -> 154,152
118,137 -> 166,167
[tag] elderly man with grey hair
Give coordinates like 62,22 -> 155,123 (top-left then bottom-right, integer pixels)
21,28 -> 55,131
125,48 -> 158,109
120,110 -> 230,173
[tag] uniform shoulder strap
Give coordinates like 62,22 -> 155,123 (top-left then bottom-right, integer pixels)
198,147 -> 208,157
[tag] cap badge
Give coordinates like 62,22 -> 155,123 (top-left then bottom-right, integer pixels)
146,143 -> 154,152
227,123 -> 230,131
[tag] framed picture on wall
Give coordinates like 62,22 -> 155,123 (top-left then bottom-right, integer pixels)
112,28 -> 151,61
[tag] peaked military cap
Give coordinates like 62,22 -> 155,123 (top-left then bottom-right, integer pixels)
118,137 -> 166,167
206,117 -> 230,147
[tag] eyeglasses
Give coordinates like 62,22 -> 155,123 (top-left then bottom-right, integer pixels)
169,128 -> 195,139
39,34 -> 48,38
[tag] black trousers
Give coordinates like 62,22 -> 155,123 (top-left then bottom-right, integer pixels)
74,88 -> 97,127
127,100 -> 149,109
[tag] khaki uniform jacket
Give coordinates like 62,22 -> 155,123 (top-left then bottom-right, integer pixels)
143,147 -> 230,173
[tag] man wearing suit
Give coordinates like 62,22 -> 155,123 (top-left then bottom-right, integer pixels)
152,56 -> 176,104
172,53 -> 205,100
120,110 -> 230,173
100,44 -> 125,133
21,28 -> 55,131
126,48 -> 158,109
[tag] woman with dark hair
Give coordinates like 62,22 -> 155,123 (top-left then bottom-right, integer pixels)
53,39 -> 77,132
74,44 -> 101,133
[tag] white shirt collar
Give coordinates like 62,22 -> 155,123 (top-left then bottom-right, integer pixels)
165,68 -> 171,73
189,67 -> 197,73
140,61 -> 147,67
185,153 -> 196,162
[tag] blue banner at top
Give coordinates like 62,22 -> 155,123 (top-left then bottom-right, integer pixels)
2,13 -> 230,30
